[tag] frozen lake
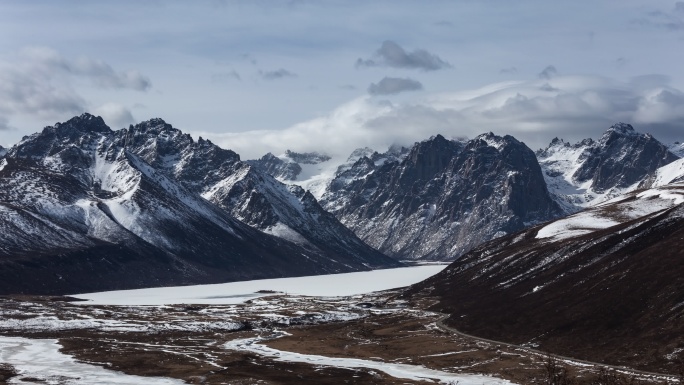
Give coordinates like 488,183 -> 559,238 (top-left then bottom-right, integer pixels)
73,265 -> 447,306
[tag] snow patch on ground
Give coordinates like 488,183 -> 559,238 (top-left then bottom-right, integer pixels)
536,212 -> 619,240
0,336 -> 184,385
225,332 -> 516,384
536,185 -> 684,241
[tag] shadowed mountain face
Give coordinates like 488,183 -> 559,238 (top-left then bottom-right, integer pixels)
0,114 -> 398,295
406,185 -> 684,373
320,134 -> 563,260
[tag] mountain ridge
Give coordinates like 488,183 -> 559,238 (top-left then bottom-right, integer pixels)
0,114 -> 398,295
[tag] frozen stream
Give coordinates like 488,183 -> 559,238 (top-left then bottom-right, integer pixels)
225,331 -> 517,385
0,336 -> 184,385
73,265 -> 447,305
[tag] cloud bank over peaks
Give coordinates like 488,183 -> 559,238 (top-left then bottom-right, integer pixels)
198,73 -> 684,161
356,40 -> 451,71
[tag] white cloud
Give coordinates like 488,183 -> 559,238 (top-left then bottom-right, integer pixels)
196,73 -> 684,160
93,103 -> 136,129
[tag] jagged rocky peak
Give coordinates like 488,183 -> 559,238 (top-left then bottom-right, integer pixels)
537,122 -> 679,211
604,122 -> 637,136
246,152 -> 302,181
284,149 -> 331,164
347,147 -> 375,163
402,134 -> 461,179
9,113 -> 113,163
0,145 -> 6,157
54,113 -> 111,135
321,131 -> 561,260
573,123 -> 678,191
122,118 -> 241,183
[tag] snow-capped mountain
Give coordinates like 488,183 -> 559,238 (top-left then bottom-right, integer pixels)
121,118 -> 394,267
0,114 -> 398,295
408,183 -> 684,373
0,145 -> 6,157
320,134 -> 563,260
537,123 -> 679,211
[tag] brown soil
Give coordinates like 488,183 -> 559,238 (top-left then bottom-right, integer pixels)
0,363 -> 18,385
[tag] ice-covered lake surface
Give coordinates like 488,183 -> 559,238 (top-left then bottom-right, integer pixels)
73,265 -> 447,306
0,337 -> 184,385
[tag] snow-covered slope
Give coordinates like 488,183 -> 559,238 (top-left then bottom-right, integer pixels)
122,118 -> 397,268
537,123 -> 679,211
409,183 -> 684,373
644,157 -> 684,187
0,114 -> 397,295
668,141 -> 684,157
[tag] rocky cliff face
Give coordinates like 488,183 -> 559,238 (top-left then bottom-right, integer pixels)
0,114 -> 398,295
246,153 -> 302,181
320,134 -> 563,260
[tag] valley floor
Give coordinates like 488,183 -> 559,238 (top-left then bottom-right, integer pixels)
0,290 -> 680,385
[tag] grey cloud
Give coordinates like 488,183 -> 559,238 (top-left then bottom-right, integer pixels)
615,57 -> 627,68
539,83 -> 559,92
0,68 -> 85,117
632,7 -> 684,31
538,65 -> 558,79
368,77 -> 423,95
434,20 -> 454,27
0,117 -> 11,131
499,67 -> 518,75
212,70 -> 241,82
340,84 -> 357,90
22,47 -> 151,91
356,40 -> 451,71
259,68 -> 297,80
202,74 -> 684,163
655,89 -> 684,105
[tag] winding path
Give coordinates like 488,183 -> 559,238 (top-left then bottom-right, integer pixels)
434,314 -> 679,382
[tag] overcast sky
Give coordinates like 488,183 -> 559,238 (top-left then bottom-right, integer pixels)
1,1 -> 684,158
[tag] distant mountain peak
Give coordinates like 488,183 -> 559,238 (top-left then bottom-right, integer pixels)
54,113 -> 111,135
284,150 -> 331,164
537,122 -> 679,210
606,122 -> 636,135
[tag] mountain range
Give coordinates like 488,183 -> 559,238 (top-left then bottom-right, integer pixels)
1,114 -> 682,296
0,114 -> 398,295
252,123 -> 682,261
